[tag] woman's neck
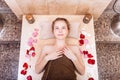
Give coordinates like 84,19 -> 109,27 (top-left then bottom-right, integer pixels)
55,39 -> 67,49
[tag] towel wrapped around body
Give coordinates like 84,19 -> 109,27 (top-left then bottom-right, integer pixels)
42,54 -> 77,80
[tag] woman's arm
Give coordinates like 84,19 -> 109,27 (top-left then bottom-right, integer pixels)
35,47 -> 49,74
63,46 -> 85,75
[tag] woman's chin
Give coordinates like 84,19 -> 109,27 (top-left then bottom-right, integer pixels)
56,37 -> 66,40
54,35 -> 67,40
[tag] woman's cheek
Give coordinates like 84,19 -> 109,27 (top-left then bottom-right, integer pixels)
65,30 -> 69,37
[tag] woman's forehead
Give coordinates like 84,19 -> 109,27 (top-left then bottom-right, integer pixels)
54,20 -> 67,25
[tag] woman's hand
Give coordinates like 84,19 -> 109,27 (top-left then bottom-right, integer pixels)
45,50 -> 63,61
63,47 -> 77,61
63,47 -> 85,75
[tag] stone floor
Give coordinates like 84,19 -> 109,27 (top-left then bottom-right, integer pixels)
0,0 -> 120,80
0,43 -> 20,80
96,42 -> 120,80
0,42 -> 120,80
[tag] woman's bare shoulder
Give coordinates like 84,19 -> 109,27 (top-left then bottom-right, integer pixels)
68,45 -> 79,53
43,45 -> 53,49
42,45 -> 54,53
69,45 -> 79,49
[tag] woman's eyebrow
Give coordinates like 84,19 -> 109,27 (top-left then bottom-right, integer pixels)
55,26 -> 58,27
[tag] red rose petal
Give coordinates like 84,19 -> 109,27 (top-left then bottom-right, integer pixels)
30,47 -> 35,51
88,59 -> 92,64
88,59 -> 95,65
21,70 -> 27,75
79,39 -> 84,46
27,75 -> 32,80
83,50 -> 88,55
87,54 -> 93,58
26,50 -> 29,55
80,34 -> 85,39
91,59 -> 95,65
32,52 -> 35,57
23,63 -> 28,70
88,77 -> 94,80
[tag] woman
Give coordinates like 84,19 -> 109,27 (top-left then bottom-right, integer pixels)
35,17 -> 85,80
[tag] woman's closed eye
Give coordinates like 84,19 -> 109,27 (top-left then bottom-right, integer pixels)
55,27 -> 59,29
62,26 -> 66,29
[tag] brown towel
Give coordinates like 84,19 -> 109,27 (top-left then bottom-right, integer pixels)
42,55 -> 76,80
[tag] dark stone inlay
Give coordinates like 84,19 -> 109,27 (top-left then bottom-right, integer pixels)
0,43 -> 20,80
96,43 -> 120,80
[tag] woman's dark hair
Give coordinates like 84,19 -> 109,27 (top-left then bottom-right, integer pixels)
52,17 -> 70,32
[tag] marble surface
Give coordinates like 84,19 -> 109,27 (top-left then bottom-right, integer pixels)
104,0 -> 120,12
0,13 -> 21,41
0,12 -> 120,42
0,42 -> 120,80
0,0 -> 120,42
94,12 -> 120,42
0,0 -> 120,80
0,0 -> 9,8
0,43 -> 20,80
96,42 -> 120,80
94,0 -> 120,41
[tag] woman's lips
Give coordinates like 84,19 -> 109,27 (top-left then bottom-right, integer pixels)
58,34 -> 64,36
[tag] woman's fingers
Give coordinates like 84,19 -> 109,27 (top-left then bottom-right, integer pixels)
64,47 -> 69,50
52,50 -> 63,59
56,50 -> 64,55
53,54 -> 63,60
63,47 -> 70,54
63,47 -> 77,61
57,55 -> 63,58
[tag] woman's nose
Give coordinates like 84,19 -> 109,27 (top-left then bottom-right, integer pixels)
59,29 -> 62,33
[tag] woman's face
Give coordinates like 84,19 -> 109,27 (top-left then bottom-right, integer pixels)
53,20 -> 69,40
